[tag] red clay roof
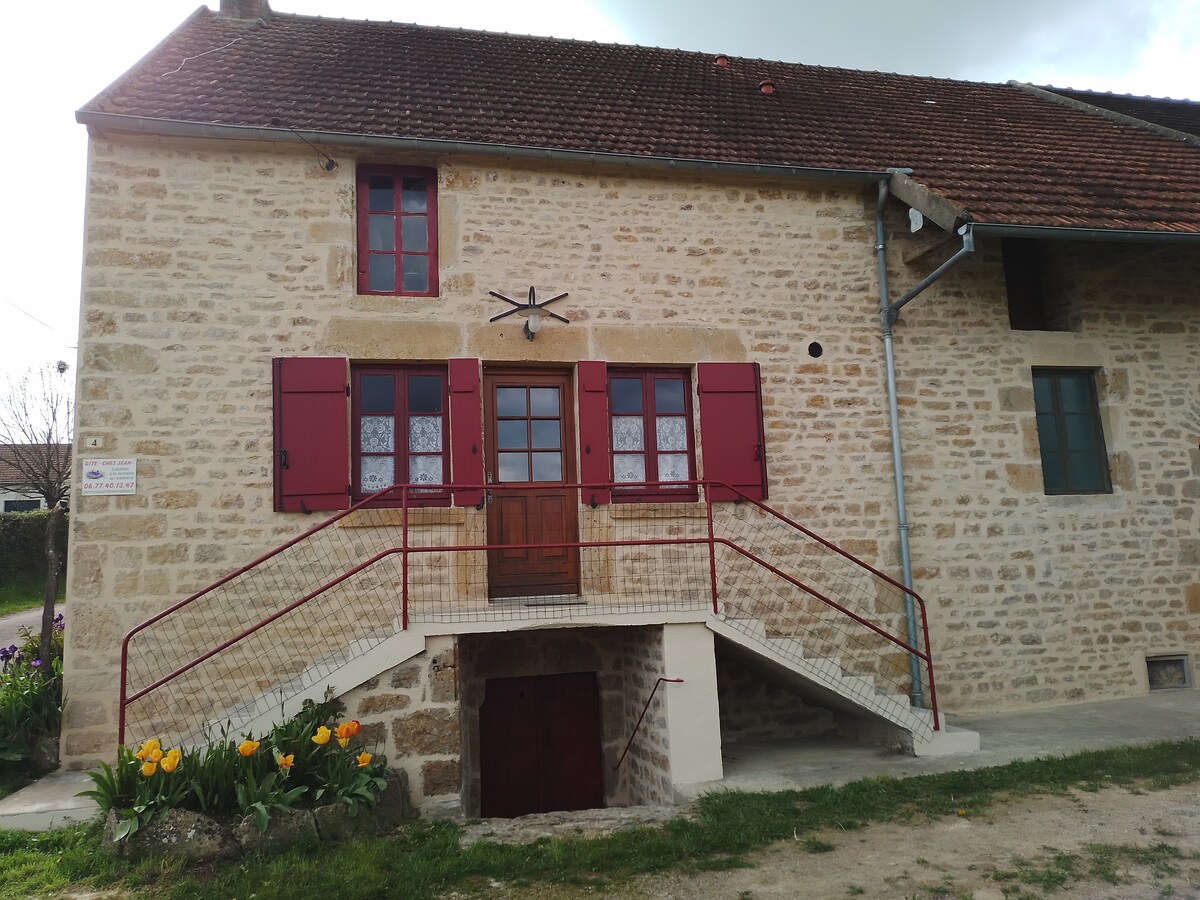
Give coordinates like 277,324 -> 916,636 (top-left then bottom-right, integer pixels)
1043,87 -> 1200,139
0,445 -> 71,487
78,8 -> 1200,234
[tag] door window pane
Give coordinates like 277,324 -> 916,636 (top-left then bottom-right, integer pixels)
531,419 -> 561,449
497,388 -> 526,416
498,419 -> 528,449
498,452 -> 529,482
530,387 -> 560,416
532,452 -> 563,482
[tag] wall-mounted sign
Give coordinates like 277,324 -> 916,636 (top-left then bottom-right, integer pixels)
81,458 -> 137,496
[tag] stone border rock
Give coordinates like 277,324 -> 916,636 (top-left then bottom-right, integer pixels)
102,769 -> 412,861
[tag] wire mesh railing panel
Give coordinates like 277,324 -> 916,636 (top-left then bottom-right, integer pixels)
121,481 -> 936,746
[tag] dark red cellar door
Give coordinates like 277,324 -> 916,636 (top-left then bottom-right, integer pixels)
273,357 -> 350,512
697,362 -> 768,502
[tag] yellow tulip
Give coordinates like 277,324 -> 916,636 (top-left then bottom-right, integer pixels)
279,754 -> 294,770
237,739 -> 260,757
135,737 -> 161,761
356,752 -> 372,768
336,736 -> 350,749
312,726 -> 331,746
166,748 -> 182,761
148,747 -> 164,763
140,761 -> 157,777
160,755 -> 179,774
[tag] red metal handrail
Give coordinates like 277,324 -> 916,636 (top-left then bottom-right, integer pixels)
118,480 -> 939,745
614,677 -> 684,771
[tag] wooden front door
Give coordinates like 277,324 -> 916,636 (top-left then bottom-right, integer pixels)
484,369 -> 580,598
479,672 -> 605,817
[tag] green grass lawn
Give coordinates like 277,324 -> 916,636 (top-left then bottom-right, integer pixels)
0,739 -> 1197,900
0,572 -> 62,619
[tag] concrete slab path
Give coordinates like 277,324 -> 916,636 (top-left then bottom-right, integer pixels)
2,689 -> 1197,832
0,604 -> 65,648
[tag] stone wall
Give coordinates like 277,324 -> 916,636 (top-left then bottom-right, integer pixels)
715,645 -> 836,745
616,625 -> 672,805
65,130 -> 1200,766
338,636 -> 461,812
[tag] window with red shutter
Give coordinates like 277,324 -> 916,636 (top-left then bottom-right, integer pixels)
273,357 -> 351,513
577,361 -> 610,506
697,362 -> 767,502
448,358 -> 484,507
608,368 -> 697,502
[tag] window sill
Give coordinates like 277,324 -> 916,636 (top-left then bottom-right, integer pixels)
607,500 -> 706,519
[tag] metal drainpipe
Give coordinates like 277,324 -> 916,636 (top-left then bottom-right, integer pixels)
875,174 -> 974,710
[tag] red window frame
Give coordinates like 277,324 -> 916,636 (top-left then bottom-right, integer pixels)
356,165 -> 439,297
608,368 -> 698,502
351,365 -> 450,507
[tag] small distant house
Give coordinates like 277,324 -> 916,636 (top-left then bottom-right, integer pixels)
0,444 -> 71,512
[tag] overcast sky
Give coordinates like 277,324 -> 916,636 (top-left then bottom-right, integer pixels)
1,0 -> 1197,391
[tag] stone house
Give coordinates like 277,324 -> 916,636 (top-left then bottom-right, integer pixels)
67,0 -> 1200,816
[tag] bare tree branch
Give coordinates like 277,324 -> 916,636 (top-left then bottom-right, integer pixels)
0,363 -> 74,507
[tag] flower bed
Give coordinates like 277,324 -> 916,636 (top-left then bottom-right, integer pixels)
83,695 -> 413,860
0,614 -> 65,775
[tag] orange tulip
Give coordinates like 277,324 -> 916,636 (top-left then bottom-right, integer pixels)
312,726 -> 331,746
356,751 -> 372,768
238,739 -> 260,757
279,754 -> 294,770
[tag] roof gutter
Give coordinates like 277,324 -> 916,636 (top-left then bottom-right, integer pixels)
75,111 -> 890,184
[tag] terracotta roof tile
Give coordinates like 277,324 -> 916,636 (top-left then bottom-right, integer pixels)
1043,87 -> 1200,138
78,9 -> 1200,233
0,445 -> 71,487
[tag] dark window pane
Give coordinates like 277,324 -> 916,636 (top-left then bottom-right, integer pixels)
498,420 -> 528,450
532,452 -> 563,482
1059,374 -> 1094,414
1032,375 -> 1054,413
530,387 -> 560,416
654,378 -> 685,414
401,217 -> 428,252
611,378 -> 642,414
4,499 -> 39,512
368,176 -> 394,212
497,388 -> 526,417
408,375 -> 442,413
401,255 -> 428,293
498,452 -> 529,482
1064,413 -> 1098,451
369,215 -> 394,251
1068,450 -> 1106,491
531,419 -> 561,449
360,375 -> 395,413
369,254 -> 395,292
1041,450 -> 1066,492
401,177 -> 428,212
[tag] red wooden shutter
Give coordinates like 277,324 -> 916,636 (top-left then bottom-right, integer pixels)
273,357 -> 350,513
697,362 -> 768,502
577,361 -> 610,506
448,358 -> 484,507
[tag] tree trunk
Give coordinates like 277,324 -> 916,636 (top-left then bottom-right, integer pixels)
40,504 -> 64,669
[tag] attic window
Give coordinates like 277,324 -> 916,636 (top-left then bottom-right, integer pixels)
714,54 -> 729,67
758,78 -> 776,95
1003,238 -> 1071,332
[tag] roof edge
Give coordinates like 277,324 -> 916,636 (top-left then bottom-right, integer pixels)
1010,82 -> 1200,148
971,222 -> 1200,244
75,111 -> 891,184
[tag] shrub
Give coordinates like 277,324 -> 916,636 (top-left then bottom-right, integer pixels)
0,510 -> 68,584
81,695 -> 388,841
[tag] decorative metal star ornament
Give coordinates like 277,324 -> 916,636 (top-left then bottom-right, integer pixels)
488,286 -> 570,340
